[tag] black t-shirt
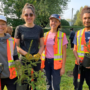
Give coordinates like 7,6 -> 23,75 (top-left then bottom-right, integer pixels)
14,25 -> 44,55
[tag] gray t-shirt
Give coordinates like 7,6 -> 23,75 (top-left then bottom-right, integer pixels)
0,33 -> 18,78
14,25 -> 44,55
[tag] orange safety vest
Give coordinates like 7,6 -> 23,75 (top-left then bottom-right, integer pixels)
7,37 -> 17,79
41,31 -> 65,70
75,28 -> 89,64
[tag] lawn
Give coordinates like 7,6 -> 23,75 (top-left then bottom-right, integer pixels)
4,38 -> 89,90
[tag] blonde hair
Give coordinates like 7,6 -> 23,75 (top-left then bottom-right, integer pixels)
6,26 -> 13,36
21,3 -> 35,19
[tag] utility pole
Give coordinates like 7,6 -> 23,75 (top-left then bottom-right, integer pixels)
71,8 -> 73,26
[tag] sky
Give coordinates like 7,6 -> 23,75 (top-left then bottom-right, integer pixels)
0,0 -> 90,20
62,0 -> 90,19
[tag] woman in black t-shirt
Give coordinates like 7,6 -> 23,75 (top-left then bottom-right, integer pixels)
14,3 -> 44,90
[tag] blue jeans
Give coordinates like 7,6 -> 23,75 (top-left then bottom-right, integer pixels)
44,58 -> 61,90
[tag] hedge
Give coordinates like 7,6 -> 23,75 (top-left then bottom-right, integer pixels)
12,26 -> 84,37
43,26 -> 84,35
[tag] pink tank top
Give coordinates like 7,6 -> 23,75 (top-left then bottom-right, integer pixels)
46,31 -> 68,58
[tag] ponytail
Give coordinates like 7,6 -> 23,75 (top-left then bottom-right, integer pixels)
57,25 -> 61,31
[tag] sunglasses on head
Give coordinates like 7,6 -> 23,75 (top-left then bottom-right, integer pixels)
24,13 -> 34,17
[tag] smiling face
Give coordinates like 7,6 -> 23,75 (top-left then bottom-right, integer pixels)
50,18 -> 60,31
23,8 -> 35,24
0,20 -> 7,37
82,13 -> 90,28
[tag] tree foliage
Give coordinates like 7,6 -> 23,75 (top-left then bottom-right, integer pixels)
61,19 -> 70,26
72,10 -> 79,25
14,40 -> 46,90
73,6 -> 88,26
74,7 -> 83,26
15,58 -> 46,90
1,0 -> 69,27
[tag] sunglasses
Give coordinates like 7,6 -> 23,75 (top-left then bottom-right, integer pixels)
24,13 -> 34,17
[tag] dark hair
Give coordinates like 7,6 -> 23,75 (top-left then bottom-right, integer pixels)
70,28 -> 73,31
81,6 -> 90,19
57,25 -> 61,31
21,3 -> 35,19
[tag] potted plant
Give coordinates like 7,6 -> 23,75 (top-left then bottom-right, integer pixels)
82,39 -> 90,67
14,40 -> 46,90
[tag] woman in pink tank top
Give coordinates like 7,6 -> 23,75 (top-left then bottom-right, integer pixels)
41,14 -> 68,90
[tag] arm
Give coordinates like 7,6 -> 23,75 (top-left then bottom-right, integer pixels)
15,38 -> 27,56
38,37 -> 44,55
13,42 -> 25,77
73,45 -> 79,60
14,26 -> 28,56
13,43 -> 19,61
62,45 -> 66,68
73,45 -> 82,65
73,33 -> 81,65
32,28 -> 44,61
37,27 -> 44,55
60,44 -> 66,76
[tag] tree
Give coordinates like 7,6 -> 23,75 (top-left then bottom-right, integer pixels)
73,10 -> 79,25
74,7 -> 83,26
73,6 -> 88,26
61,19 -> 70,26
1,0 -> 69,27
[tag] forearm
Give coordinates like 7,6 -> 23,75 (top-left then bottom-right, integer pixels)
38,37 -> 44,55
73,49 -> 78,60
38,45 -> 44,55
62,45 -> 66,68
62,52 -> 66,68
15,39 -> 27,56
16,46 -> 27,56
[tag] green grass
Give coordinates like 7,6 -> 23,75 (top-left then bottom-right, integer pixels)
4,37 -> 89,90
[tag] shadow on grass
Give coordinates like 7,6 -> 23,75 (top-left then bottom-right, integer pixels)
66,71 -> 73,77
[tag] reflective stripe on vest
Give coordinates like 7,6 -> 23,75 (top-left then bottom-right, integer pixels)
54,32 -> 63,60
41,31 -> 64,69
77,29 -> 84,52
75,29 -> 85,64
58,31 -> 62,54
7,37 -> 17,79
77,52 -> 84,57
42,31 -> 63,60
41,51 -> 45,60
77,29 -> 84,58
54,54 -> 62,60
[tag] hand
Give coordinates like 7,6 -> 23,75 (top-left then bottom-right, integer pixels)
60,67 -> 65,76
24,53 -> 33,60
86,67 -> 90,69
33,53 -> 41,61
76,58 -> 82,65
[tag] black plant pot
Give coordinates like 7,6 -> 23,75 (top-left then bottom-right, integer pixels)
82,54 -> 90,68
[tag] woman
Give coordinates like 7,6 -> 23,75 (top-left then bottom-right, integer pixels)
0,15 -> 18,90
5,26 -> 13,36
14,3 -> 44,90
41,14 -> 68,90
